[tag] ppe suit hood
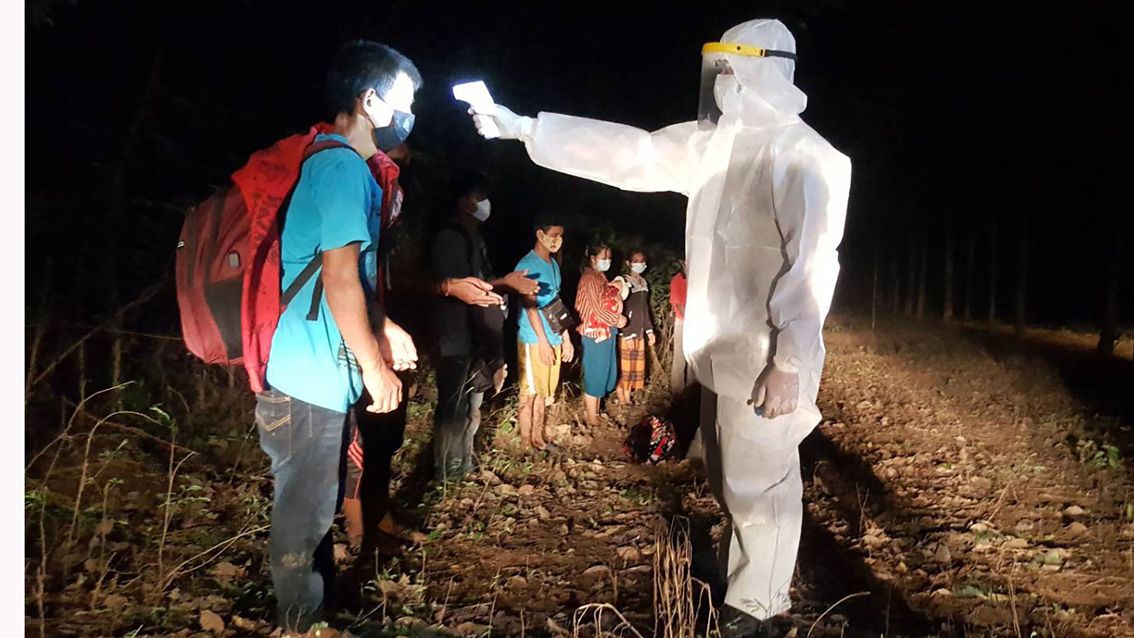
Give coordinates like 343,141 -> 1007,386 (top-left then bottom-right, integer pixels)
718,19 -> 807,121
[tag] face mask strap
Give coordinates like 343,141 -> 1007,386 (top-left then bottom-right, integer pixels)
361,87 -> 390,126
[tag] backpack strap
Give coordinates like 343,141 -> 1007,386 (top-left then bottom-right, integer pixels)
303,138 -> 354,159
281,256 -> 322,306
286,138 -> 362,323
307,277 -> 324,322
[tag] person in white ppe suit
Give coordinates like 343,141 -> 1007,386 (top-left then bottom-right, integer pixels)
470,18 -> 850,633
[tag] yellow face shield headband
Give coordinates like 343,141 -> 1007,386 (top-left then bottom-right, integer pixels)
702,41 -> 798,61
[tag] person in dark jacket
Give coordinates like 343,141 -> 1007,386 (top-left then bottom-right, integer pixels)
429,171 -> 539,479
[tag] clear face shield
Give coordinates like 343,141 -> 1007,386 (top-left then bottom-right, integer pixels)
697,42 -> 798,129
697,52 -> 732,129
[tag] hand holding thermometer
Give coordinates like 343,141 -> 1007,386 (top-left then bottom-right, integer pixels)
452,81 -> 501,139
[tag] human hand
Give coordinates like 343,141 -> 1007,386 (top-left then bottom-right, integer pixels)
503,270 -> 540,296
493,364 -> 508,395
469,103 -> 533,141
445,277 -> 504,307
560,336 -> 575,363
749,364 -> 799,419
363,362 -> 403,414
380,319 -> 418,371
538,341 -> 556,367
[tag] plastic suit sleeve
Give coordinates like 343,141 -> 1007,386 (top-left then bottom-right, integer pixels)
525,113 -> 699,196
766,149 -> 851,373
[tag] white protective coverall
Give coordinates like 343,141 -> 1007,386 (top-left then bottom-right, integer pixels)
481,19 -> 850,618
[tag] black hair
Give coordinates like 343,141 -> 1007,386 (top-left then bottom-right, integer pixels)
450,170 -> 490,204
326,40 -> 423,117
533,211 -> 564,234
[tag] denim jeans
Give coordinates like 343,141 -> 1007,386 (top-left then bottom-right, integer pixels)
255,389 -> 347,631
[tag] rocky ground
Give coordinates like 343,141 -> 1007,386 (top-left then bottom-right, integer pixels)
26,316 -> 1134,637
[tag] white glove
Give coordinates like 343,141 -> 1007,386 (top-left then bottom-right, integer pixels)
749,364 -> 799,419
470,104 -> 535,141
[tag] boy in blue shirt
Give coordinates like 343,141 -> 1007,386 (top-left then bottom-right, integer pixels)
514,217 -> 575,452
255,40 -> 421,632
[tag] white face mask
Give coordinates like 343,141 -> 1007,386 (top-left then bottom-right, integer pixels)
538,232 -> 563,254
630,262 -> 647,274
472,198 -> 491,222
596,259 -> 612,272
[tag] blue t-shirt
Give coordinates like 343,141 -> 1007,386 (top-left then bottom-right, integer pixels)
265,134 -> 382,413
515,249 -> 563,346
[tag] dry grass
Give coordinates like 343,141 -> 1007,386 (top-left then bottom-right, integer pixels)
653,517 -> 717,638
573,516 -> 717,638
572,604 -> 646,638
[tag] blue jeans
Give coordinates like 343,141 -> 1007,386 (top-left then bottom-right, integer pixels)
255,389 -> 346,631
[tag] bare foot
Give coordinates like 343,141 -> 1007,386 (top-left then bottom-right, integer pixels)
538,441 -> 560,454
380,514 -> 427,544
378,511 -> 404,537
342,497 -> 363,550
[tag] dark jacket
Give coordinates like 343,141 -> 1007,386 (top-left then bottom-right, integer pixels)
621,274 -> 654,339
430,220 -> 506,373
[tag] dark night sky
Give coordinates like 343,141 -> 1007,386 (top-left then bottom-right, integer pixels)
24,1 -> 1130,328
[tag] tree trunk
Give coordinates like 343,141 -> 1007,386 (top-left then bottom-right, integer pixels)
111,335 -> 124,409
905,237 -> 917,316
1098,211 -> 1123,355
943,226 -> 955,322
196,366 -> 208,411
916,233 -> 928,320
25,318 -> 47,401
964,229 -> 976,322
78,340 -> 87,404
25,259 -> 53,401
871,243 -> 880,331
889,255 -> 901,314
988,217 -> 998,323
1014,213 -> 1029,336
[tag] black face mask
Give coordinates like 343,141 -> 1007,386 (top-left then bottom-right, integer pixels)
373,110 -> 415,152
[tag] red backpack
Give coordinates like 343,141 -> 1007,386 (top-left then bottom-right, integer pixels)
175,129 -> 351,393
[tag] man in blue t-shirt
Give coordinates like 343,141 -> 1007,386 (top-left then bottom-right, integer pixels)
254,40 -> 421,632
514,216 -> 575,453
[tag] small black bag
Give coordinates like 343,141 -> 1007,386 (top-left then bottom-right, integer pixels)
539,295 -> 578,334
